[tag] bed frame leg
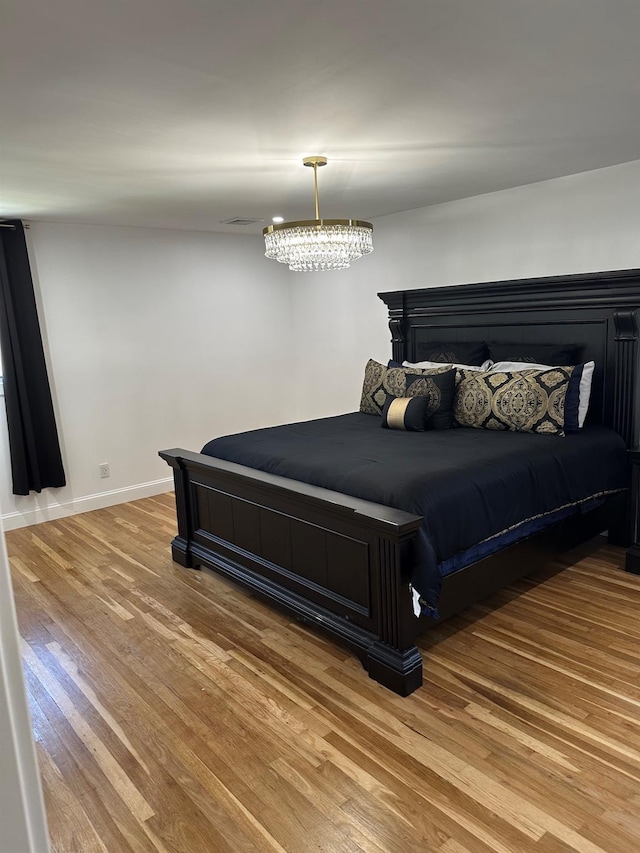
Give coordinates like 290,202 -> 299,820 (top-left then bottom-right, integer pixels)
171,536 -> 199,568
161,453 -> 201,570
606,491 -> 631,547
365,642 -> 423,696
369,534 -> 424,695
625,547 -> 640,575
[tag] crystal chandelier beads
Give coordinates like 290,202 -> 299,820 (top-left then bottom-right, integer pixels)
263,157 -> 373,272
264,219 -> 374,272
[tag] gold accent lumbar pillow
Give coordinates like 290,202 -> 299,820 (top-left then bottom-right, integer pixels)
454,367 -> 576,435
381,396 -> 429,431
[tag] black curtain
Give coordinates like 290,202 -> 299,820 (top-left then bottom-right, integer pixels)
0,221 -> 66,495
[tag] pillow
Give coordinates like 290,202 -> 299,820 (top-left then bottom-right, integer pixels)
490,361 -> 559,371
393,361 -> 494,397
401,359 -> 494,371
489,360 -> 594,429
414,341 -> 489,367
381,370 -> 456,430
452,366 -> 497,391
360,359 -> 451,416
454,366 -> 578,435
575,362 -> 594,428
488,343 -> 584,365
409,369 -> 456,429
381,396 -> 430,431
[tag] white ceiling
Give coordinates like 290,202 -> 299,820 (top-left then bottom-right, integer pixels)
2,0 -> 640,234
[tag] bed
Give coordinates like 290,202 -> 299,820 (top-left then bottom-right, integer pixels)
160,269 -> 640,696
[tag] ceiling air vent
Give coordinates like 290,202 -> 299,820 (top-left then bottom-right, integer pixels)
221,217 -> 263,226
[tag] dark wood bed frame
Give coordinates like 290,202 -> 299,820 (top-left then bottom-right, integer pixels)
161,269 -> 640,696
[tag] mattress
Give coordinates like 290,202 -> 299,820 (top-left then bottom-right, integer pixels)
202,413 -> 629,616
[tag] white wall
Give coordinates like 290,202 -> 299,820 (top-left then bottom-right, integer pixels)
1,222 -> 293,528
292,159 -> 640,418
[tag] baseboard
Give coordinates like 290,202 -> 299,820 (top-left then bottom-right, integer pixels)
1,477 -> 173,531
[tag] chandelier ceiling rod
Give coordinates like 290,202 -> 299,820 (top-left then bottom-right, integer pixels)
303,155 -> 327,220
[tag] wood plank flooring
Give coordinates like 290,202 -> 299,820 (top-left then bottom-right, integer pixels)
7,494 -> 640,852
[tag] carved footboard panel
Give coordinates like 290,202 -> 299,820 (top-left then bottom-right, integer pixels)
160,448 -> 424,695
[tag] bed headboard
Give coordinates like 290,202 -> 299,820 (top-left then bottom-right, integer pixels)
379,268 -> 640,447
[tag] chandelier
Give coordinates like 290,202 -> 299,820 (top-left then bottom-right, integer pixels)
263,156 -> 373,272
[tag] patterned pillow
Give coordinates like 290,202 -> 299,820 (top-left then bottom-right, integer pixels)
489,361 -> 594,430
454,367 -> 577,435
359,359 -> 451,416
455,367 -> 482,385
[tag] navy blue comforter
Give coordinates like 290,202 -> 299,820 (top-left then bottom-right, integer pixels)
202,414 -> 629,615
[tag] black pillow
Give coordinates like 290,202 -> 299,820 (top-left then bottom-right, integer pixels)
414,341 -> 489,366
381,395 -> 430,431
405,369 -> 456,429
488,342 -> 585,365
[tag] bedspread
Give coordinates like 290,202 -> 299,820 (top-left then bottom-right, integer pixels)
202,414 -> 629,615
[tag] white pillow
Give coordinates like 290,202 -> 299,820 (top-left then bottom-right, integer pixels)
403,359 -> 494,371
489,360 -> 553,372
489,360 -> 595,428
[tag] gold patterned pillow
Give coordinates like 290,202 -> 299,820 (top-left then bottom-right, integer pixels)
359,359 -> 451,416
454,367 -> 576,435
455,367 -> 481,386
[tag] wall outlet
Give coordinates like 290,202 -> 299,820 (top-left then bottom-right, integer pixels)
99,463 -> 110,479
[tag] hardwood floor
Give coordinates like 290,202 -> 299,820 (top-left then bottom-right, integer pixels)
7,494 -> 640,852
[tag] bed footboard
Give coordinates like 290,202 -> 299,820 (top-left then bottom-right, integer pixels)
160,449 -> 424,695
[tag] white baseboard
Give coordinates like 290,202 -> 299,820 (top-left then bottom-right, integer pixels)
1,477 -> 174,531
